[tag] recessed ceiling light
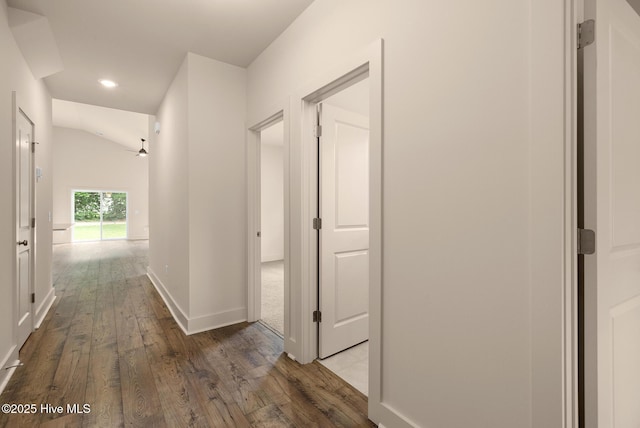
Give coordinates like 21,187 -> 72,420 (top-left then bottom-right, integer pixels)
99,79 -> 118,88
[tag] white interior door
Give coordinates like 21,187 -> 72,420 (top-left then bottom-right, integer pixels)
319,103 -> 369,358
16,109 -> 34,350
583,0 -> 640,426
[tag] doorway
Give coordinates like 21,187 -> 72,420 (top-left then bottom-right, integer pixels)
247,110 -> 290,344
315,77 -> 370,396
72,190 -> 128,241
260,121 -> 285,335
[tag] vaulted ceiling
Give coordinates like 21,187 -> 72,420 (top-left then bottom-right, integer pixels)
7,0 -> 315,114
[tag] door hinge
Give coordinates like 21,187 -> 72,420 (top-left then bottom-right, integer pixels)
313,310 -> 322,323
31,293 -> 35,304
578,19 -> 595,49
313,218 -> 322,230
578,228 -> 596,255
31,141 -> 39,153
31,217 -> 35,228
314,125 -> 322,138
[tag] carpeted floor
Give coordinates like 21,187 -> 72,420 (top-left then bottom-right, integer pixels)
261,260 -> 284,335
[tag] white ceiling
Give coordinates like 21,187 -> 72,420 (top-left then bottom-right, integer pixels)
7,0 -> 315,114
53,99 -> 149,151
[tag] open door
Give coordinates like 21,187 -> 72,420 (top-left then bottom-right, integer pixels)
582,0 -> 640,426
15,107 -> 35,350
318,103 -> 370,358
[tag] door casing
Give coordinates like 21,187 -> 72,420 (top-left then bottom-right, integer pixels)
294,40 -> 385,422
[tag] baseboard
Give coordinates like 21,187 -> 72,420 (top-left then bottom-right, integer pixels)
369,402 -> 418,428
146,267 -> 189,334
127,236 -> 149,241
0,345 -> 19,395
146,267 -> 247,335
34,287 -> 56,329
187,307 -> 247,335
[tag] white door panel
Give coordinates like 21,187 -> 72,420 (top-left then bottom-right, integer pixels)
583,0 -> 640,426
335,122 -> 369,228
319,103 -> 370,359
18,252 -> 30,324
16,109 -> 34,350
611,296 -> 640,427
334,250 -> 369,325
20,128 -> 30,228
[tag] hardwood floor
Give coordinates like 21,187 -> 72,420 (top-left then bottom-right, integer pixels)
0,241 -> 374,427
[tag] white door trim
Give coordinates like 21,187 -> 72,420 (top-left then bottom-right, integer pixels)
531,0 -> 579,426
565,0 -> 579,426
292,39 -> 396,425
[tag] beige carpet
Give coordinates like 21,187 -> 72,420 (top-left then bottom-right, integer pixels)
261,260 -> 284,335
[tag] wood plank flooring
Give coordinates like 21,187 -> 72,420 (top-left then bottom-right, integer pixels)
0,241 -> 374,427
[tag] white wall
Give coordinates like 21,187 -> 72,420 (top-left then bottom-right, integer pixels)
187,52 -> 247,326
149,52 -> 247,333
149,57 -> 190,318
51,127 -> 149,243
261,123 -> 284,262
0,1 -> 54,391
247,0 -> 570,427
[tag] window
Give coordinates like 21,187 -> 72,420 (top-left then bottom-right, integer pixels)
72,190 -> 127,241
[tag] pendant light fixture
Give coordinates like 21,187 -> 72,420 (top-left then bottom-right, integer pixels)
137,138 -> 148,157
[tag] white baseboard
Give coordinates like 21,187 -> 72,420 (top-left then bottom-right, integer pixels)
187,307 -> 247,335
370,403 -> 418,428
146,267 -> 247,335
261,254 -> 284,263
146,267 -> 189,334
127,236 -> 149,241
0,345 -> 19,395
0,287 -> 55,395
35,287 -> 56,329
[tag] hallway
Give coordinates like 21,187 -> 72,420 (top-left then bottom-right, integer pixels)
0,241 -> 372,427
